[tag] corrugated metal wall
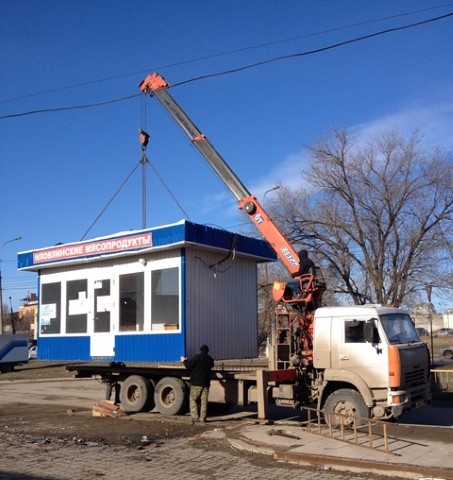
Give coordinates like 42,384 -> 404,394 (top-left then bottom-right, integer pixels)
38,336 -> 90,361
184,248 -> 258,360
115,333 -> 185,362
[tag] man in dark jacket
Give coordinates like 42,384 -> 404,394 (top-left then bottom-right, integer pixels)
286,249 -> 315,297
180,345 -> 214,424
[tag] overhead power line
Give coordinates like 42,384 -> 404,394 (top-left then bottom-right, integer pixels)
1,10 -> 452,121
1,3 -> 452,105
172,12 -> 453,88
0,94 -> 140,120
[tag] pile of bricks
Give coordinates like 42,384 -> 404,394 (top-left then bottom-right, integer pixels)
92,400 -> 127,417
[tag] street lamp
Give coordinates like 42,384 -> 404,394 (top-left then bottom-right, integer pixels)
0,237 -> 22,251
0,236 -> 22,334
263,185 -> 280,203
425,285 -> 434,365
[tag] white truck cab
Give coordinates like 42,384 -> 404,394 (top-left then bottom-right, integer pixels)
313,305 -> 431,422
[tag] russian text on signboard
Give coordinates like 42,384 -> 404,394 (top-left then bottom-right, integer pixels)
33,233 -> 153,264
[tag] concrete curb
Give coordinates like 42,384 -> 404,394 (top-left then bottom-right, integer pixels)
273,449 -> 453,480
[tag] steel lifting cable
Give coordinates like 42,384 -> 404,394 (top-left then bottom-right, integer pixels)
146,160 -> 192,221
141,93 -> 192,221
80,97 -> 150,240
80,161 -> 142,241
80,96 -> 192,240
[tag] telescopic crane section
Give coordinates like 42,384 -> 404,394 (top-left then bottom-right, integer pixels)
139,72 -> 300,274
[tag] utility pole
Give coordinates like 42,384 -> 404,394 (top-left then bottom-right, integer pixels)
425,285 -> 434,365
0,237 -> 22,334
9,296 -> 15,334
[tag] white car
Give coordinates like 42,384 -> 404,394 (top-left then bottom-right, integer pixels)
441,346 -> 453,360
437,328 -> 453,337
28,346 -> 37,360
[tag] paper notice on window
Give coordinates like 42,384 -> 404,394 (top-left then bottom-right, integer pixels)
41,303 -> 56,321
97,296 -> 112,312
69,295 -> 88,315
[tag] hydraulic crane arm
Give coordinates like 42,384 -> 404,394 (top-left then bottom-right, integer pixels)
139,73 -> 300,274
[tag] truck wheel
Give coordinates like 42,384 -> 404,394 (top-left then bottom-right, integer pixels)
154,377 -> 188,416
323,388 -> 369,428
119,375 -> 155,413
443,349 -> 453,360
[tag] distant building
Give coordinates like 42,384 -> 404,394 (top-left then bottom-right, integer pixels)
411,304 -> 443,332
442,308 -> 453,329
18,293 -> 38,339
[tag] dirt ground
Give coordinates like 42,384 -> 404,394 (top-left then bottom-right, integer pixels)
0,361 -> 225,447
0,402 -> 215,447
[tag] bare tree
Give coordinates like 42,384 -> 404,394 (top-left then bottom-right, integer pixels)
257,263 -> 275,345
273,128 -> 453,307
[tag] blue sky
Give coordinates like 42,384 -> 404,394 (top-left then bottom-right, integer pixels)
1,1 -> 453,311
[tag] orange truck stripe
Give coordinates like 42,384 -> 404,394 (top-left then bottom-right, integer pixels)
388,345 -> 401,388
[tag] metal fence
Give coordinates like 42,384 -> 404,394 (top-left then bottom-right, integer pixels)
297,406 -> 418,455
431,368 -> 453,394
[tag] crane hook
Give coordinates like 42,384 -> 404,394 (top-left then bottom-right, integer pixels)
139,129 -> 150,151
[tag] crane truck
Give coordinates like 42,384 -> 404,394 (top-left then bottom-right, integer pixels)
68,73 -> 431,425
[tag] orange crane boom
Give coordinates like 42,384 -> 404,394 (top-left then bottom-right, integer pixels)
139,73 -> 300,274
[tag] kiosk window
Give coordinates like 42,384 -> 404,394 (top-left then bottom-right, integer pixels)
94,279 -> 111,333
120,273 -> 144,332
40,282 -> 61,334
151,267 -> 179,330
66,279 -> 88,334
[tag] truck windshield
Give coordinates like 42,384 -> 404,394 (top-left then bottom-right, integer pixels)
379,313 -> 419,345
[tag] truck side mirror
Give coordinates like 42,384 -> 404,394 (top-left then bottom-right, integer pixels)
364,317 -> 379,343
364,323 -> 374,343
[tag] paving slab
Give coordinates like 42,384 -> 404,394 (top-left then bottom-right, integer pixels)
230,423 -> 453,480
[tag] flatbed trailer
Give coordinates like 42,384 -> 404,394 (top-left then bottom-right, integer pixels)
67,359 -> 271,417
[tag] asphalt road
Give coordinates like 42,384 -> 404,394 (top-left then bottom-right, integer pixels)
0,378 -> 105,408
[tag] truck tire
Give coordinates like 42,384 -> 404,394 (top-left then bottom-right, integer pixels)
323,388 -> 369,428
154,377 -> 188,416
119,375 -> 155,413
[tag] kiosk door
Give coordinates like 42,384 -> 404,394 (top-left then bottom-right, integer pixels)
90,278 -> 115,358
